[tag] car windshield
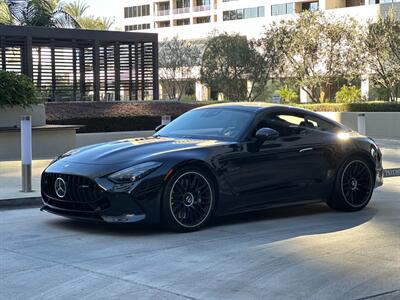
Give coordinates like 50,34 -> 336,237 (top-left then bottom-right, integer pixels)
155,108 -> 253,141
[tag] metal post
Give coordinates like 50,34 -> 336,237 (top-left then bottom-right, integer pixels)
357,113 -> 366,135
114,41 -> 121,101
21,115 -> 33,192
93,40 -> 100,102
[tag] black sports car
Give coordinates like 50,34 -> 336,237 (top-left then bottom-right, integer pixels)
41,103 -> 383,231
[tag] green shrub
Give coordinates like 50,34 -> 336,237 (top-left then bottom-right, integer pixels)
275,87 -> 298,103
335,85 -> 361,103
294,101 -> 400,112
0,71 -> 40,108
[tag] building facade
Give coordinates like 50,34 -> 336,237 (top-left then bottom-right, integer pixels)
118,0 -> 400,101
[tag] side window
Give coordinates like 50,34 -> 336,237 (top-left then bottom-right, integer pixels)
305,115 -> 341,133
255,112 -> 306,137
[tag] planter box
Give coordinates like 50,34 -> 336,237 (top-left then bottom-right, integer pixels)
0,104 -> 46,128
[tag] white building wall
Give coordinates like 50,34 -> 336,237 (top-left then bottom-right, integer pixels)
117,0 -> 400,101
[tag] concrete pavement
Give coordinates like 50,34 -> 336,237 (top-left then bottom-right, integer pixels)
0,175 -> 399,300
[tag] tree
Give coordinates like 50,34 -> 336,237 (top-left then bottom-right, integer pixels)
65,0 -> 114,30
335,85 -> 361,103
200,33 -> 279,101
0,1 -> 12,24
366,10 -> 400,102
0,0 -> 113,30
275,87 -> 298,103
1,0 -> 79,27
159,36 -> 202,101
274,11 -> 365,102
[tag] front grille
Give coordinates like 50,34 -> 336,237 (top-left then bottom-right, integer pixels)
41,172 -> 109,212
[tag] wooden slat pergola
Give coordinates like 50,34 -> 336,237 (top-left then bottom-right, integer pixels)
0,25 -> 159,102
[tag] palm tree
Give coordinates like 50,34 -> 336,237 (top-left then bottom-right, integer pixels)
64,0 -> 87,20
64,0 -> 114,30
1,0 -> 79,27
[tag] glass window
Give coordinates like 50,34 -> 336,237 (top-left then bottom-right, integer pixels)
256,113 -> 306,137
124,5 -> 150,18
286,3 -> 294,13
156,108 -> 254,141
258,6 -> 265,17
196,0 -> 210,5
310,2 -> 319,10
223,6 -> 265,21
271,3 -> 293,16
305,115 -> 342,133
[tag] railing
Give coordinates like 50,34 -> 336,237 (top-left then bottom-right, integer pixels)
173,7 -> 190,14
156,9 -> 170,16
192,5 -> 211,12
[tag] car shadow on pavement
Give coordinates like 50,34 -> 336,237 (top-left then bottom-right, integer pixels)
44,202 -> 377,240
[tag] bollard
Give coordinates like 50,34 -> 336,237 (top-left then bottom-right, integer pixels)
21,115 -> 33,192
357,113 -> 366,135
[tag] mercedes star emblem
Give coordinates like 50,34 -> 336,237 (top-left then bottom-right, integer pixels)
54,177 -> 67,198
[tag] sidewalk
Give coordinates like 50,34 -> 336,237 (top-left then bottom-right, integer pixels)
0,139 -> 399,208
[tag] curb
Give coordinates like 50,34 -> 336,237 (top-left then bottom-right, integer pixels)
0,197 -> 42,210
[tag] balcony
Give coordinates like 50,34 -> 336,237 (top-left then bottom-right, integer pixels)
192,5 -> 211,12
156,9 -> 170,16
173,7 -> 191,14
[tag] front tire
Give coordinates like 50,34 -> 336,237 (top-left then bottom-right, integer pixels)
161,167 -> 215,232
328,157 -> 374,212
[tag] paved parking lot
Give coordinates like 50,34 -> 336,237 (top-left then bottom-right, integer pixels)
1,175 -> 399,300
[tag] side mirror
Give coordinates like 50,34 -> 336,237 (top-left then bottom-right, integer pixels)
155,124 -> 166,132
255,127 -> 279,142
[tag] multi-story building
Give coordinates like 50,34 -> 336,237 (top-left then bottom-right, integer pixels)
117,0 -> 400,101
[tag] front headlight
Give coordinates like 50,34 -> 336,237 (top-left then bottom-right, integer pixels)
108,162 -> 162,184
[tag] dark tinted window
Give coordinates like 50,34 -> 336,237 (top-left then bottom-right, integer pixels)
304,115 -> 342,133
156,108 -> 253,141
255,112 -> 306,137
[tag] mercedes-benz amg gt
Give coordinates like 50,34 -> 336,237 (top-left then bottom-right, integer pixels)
41,103 -> 383,231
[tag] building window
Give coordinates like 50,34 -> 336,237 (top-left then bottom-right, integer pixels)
124,5 -> 150,18
176,0 -> 190,8
223,6 -> 265,21
125,23 -> 151,31
271,3 -> 293,16
369,0 -> 394,3
195,16 -> 211,23
176,18 -> 190,26
159,2 -> 170,10
196,0 -> 210,5
301,1 -> 319,11
157,21 -> 171,28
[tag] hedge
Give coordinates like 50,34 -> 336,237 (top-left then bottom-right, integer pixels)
292,102 -> 400,112
46,101 -> 399,133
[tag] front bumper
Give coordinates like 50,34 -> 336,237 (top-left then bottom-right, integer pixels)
41,172 -> 164,223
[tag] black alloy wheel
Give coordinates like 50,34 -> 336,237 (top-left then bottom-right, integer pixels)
162,168 -> 215,231
328,157 -> 374,212
341,160 -> 373,208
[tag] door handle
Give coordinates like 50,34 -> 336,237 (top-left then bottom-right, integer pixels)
299,147 -> 313,153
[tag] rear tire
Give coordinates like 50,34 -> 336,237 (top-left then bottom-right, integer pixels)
328,156 -> 374,212
161,167 -> 215,232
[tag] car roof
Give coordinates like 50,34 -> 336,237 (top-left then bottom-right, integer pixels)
196,102 -> 286,113
195,102 -> 348,129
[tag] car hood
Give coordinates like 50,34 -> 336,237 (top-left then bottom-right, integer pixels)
57,136 -> 232,165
